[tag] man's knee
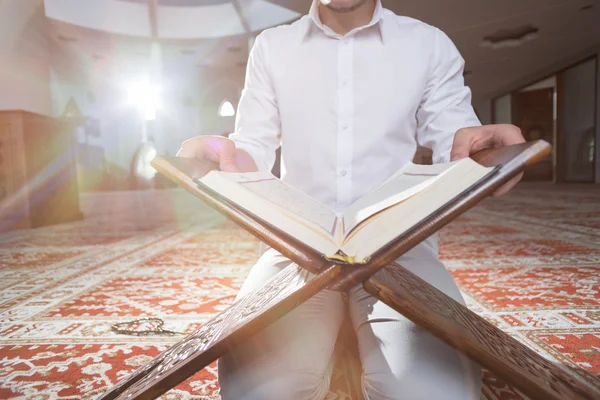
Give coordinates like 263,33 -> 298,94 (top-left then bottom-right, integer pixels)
362,359 -> 482,400
217,285 -> 342,400
218,361 -> 332,400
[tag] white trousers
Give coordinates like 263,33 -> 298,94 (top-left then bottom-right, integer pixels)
218,235 -> 482,399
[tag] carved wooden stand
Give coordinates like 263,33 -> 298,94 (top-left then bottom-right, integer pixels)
98,141 -> 600,400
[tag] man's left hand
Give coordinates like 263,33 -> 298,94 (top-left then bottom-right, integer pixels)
450,124 -> 526,197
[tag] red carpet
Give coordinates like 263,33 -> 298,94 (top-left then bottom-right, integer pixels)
0,184 -> 598,399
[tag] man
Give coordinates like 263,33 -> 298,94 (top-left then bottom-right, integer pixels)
178,0 -> 524,398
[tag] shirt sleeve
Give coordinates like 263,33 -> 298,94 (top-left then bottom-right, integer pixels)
416,28 -> 481,164
228,32 -> 281,172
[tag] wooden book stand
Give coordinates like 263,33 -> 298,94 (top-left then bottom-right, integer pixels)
97,140 -> 600,400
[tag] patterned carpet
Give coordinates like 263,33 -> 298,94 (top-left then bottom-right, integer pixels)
0,184 -> 599,399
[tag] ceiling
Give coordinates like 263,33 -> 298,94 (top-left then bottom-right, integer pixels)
266,0 -> 600,100
45,0 -> 600,101
120,0 -> 234,6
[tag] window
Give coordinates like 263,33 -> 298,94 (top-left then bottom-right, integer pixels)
218,100 -> 235,117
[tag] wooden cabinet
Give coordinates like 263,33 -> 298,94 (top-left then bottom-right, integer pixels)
0,110 -> 82,231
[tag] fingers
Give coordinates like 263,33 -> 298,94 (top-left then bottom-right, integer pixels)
450,126 -> 477,161
451,126 -> 500,160
177,136 -> 239,172
451,124 -> 525,161
492,173 -> 523,197
177,137 -> 203,158
450,124 -> 527,197
492,124 -> 525,146
214,138 -> 239,172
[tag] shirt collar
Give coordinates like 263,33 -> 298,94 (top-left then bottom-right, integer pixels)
304,0 -> 385,41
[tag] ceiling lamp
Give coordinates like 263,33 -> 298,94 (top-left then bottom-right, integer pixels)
481,25 -> 539,49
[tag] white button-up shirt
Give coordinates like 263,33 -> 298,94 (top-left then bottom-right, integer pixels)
230,0 -> 480,214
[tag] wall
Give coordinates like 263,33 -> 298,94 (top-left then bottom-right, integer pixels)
47,41 -> 138,187
0,2 -> 52,115
520,76 -> 556,93
156,71 -> 206,157
493,94 -> 512,124
54,48 -> 248,176
560,58 -> 596,182
88,84 -> 144,173
197,65 -> 245,136
46,49 -> 246,189
596,50 -> 600,184
474,99 -> 491,125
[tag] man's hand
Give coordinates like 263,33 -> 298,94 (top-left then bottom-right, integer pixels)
177,135 -> 258,173
450,124 -> 526,197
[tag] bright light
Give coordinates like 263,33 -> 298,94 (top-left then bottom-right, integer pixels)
135,143 -> 158,180
126,80 -> 160,121
218,100 -> 235,117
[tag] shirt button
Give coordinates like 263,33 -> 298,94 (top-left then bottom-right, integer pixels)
342,123 -> 348,129
341,170 -> 347,176
342,80 -> 348,86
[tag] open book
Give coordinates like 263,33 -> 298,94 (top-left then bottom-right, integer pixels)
193,158 -> 497,264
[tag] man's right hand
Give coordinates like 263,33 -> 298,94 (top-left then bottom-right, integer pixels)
176,135 -> 258,173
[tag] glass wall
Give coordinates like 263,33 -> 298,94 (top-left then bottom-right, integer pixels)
559,58 -> 597,182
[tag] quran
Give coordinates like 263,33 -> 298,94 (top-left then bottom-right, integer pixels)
180,158 -> 496,264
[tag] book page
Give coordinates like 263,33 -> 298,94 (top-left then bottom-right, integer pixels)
197,171 -> 340,256
236,177 -> 338,236
341,158 -> 495,261
342,162 -> 459,234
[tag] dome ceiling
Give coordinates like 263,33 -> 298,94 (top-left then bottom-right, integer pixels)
44,0 -> 301,39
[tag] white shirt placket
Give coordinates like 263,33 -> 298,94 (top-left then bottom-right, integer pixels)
336,36 -> 354,212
